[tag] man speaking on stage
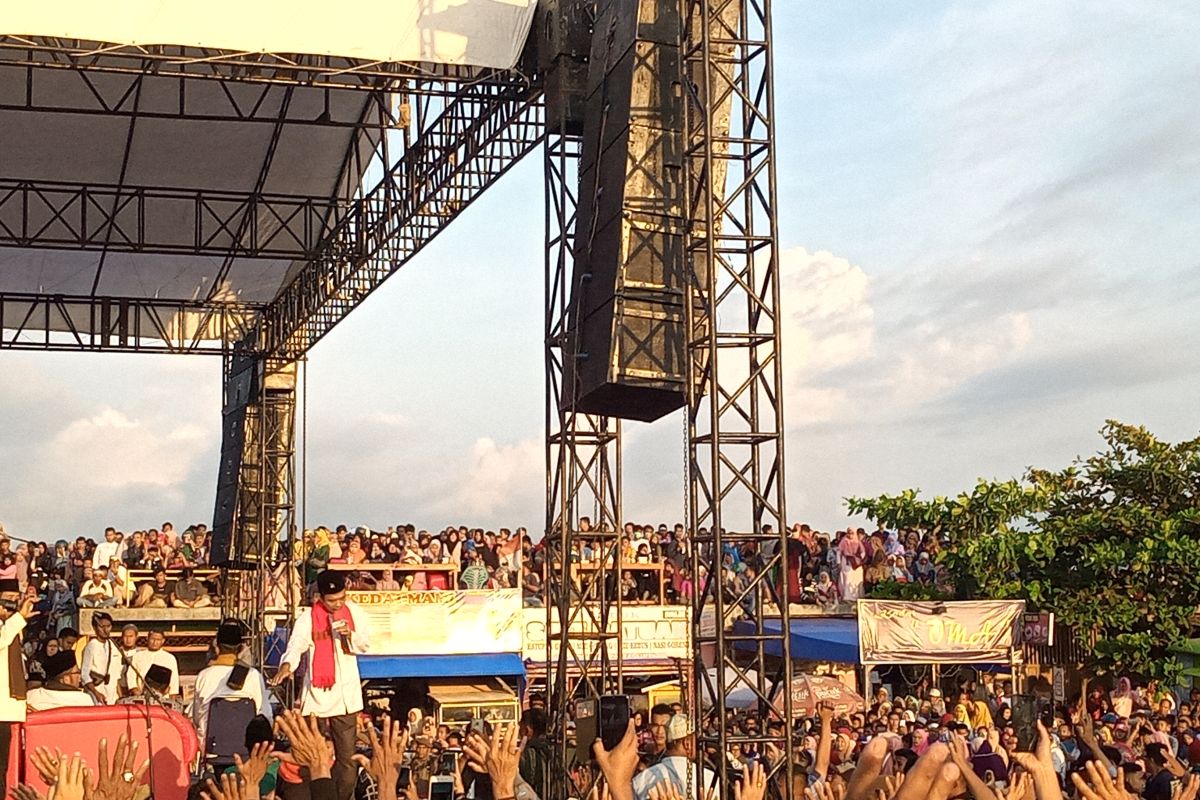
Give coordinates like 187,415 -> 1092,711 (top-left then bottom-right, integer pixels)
271,569 -> 370,800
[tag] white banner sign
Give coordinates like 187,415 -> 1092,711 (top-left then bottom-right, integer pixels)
858,599 -> 1024,664
523,606 -> 692,664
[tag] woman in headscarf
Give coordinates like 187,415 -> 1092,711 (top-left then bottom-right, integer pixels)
815,569 -> 839,610
305,528 -> 331,585
953,703 -> 973,726
970,700 -> 994,731
836,530 -> 866,601
913,551 -> 936,584
971,739 -> 1009,785
1110,677 -> 1134,718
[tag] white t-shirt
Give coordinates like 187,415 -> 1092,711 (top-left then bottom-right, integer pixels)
631,755 -> 718,800
92,542 -> 120,570
80,637 -> 123,704
27,687 -> 95,712
132,648 -> 181,695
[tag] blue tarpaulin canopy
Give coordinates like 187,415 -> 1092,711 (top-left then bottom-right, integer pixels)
732,617 -> 860,664
357,653 -> 527,680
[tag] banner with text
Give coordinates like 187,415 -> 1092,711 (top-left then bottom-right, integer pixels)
857,599 -> 1024,664
523,606 -> 692,665
348,589 -> 522,655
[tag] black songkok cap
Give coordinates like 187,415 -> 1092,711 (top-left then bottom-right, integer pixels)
216,619 -> 246,647
316,569 -> 346,595
45,651 -> 78,679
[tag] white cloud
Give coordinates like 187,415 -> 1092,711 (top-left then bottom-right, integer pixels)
429,436 -> 542,520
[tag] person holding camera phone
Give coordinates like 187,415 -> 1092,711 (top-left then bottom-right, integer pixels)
273,569 -> 370,800
0,577 -> 38,800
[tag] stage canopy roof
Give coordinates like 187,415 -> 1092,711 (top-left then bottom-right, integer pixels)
3,0 -> 537,69
0,1 -> 535,342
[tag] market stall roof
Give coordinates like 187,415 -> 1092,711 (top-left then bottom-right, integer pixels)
732,617 -> 861,664
358,653 -> 526,680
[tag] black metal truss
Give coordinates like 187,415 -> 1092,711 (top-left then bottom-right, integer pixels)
684,0 -> 794,797
254,79 -> 545,359
0,35 -> 515,95
543,129 -> 624,798
0,179 -> 344,259
0,65 -> 402,127
0,292 -> 257,353
219,355 -> 298,670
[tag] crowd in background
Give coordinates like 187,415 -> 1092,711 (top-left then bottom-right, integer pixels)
0,517 -> 954,621
295,519 -> 949,613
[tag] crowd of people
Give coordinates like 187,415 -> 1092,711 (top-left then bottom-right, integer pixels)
0,520 -> 1196,800
294,519 -> 951,613
0,517 -> 952,621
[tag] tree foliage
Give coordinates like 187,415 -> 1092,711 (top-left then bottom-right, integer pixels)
846,421 -> 1200,682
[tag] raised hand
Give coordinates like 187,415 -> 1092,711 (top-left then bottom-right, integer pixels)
90,735 -> 150,800
365,714 -> 409,800
1070,760 -> 1135,800
30,747 -> 63,787
52,755 -> 88,800
202,772 -> 252,800
648,782 -> 686,800
592,719 -> 639,800
463,723 -> 521,796
734,761 -> 768,800
11,784 -> 48,800
233,741 -> 274,799
807,779 -> 847,800
274,711 -> 333,780
1010,722 -> 1065,800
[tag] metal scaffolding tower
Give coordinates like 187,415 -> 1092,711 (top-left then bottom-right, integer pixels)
684,0 -> 794,796
543,123 -> 625,798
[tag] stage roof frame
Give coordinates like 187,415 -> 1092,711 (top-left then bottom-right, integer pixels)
0,3 -> 541,354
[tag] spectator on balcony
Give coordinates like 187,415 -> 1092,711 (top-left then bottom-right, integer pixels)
143,545 -> 165,573
172,567 -> 213,608
373,569 -> 401,592
343,535 -> 368,566
423,539 -> 451,590
78,565 -> 116,608
123,531 -> 146,568
133,568 -> 172,608
460,550 -> 489,590
108,556 -> 131,605
306,528 -> 332,586
91,528 -> 120,570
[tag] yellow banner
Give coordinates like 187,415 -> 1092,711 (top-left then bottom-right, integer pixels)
348,589 -> 522,655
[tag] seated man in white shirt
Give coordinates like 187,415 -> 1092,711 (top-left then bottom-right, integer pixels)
631,715 -> 718,800
116,665 -> 184,714
27,651 -> 95,711
77,567 -> 116,608
131,630 -> 180,697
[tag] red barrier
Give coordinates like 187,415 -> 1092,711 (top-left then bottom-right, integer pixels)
10,706 -> 199,800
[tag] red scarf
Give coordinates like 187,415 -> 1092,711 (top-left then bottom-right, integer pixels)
310,603 -> 354,689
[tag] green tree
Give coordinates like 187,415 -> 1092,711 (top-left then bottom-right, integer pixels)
846,421 -> 1200,682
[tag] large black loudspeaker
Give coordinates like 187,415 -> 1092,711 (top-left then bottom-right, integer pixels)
210,353 -> 259,566
564,0 -> 687,423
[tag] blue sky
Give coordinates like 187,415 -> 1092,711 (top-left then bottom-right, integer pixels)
3,0 -> 1199,541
